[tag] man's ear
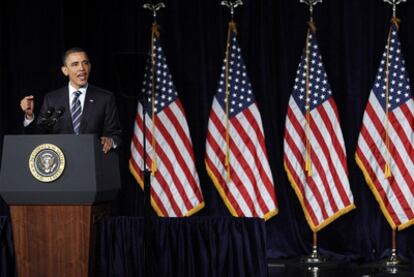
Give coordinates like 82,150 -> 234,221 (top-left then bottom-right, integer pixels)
61,66 -> 68,76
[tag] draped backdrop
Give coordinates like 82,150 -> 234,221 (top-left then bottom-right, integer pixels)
0,0 -> 414,262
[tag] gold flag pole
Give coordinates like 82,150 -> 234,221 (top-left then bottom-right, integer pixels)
150,23 -> 160,175
383,228 -> 403,274
386,229 -> 399,266
304,22 -> 316,177
299,1 -> 326,272
301,231 -> 326,263
142,4 -> 165,277
381,1 -> 408,274
383,16 -> 401,179
221,0 -> 243,182
143,2 -> 165,176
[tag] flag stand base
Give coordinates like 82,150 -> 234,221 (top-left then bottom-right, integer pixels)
383,258 -> 399,274
300,232 -> 326,277
300,245 -> 326,264
385,248 -> 400,267
380,230 -> 411,274
301,232 -> 325,263
381,248 -> 410,275
301,246 -> 326,276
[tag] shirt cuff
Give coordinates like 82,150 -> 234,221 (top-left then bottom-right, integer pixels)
23,114 -> 34,127
111,138 -> 117,149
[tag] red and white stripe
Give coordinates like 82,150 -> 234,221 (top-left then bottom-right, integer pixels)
205,98 -> 278,220
356,92 -> 414,230
284,97 -> 354,231
130,99 -> 204,217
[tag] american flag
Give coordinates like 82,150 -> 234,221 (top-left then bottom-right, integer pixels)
356,23 -> 414,230
205,24 -> 278,220
129,29 -> 204,217
283,29 -> 355,232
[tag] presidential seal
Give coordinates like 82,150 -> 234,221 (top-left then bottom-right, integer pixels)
29,144 -> 65,182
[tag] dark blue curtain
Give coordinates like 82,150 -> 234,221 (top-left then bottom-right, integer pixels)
0,216 -> 15,277
95,216 -> 268,277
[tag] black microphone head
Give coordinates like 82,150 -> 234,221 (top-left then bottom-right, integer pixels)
55,106 -> 65,116
38,107 -> 56,127
45,107 -> 55,118
55,106 -> 65,119
46,106 -> 65,128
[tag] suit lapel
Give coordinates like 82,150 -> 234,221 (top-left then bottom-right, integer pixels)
58,87 -> 74,133
80,85 -> 95,133
64,87 -> 72,130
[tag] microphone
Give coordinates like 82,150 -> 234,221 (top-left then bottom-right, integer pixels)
49,106 -> 65,126
45,107 -> 55,118
38,107 -> 55,126
38,106 -> 65,130
54,106 -> 65,118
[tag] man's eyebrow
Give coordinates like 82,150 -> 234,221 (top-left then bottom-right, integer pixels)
69,60 -> 89,65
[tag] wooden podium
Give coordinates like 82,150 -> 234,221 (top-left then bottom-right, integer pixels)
0,135 -> 120,277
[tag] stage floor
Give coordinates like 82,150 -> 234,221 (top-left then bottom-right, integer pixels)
268,260 -> 414,277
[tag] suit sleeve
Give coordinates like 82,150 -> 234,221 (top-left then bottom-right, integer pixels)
103,93 -> 122,147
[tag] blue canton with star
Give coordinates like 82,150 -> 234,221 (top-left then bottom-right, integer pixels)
141,36 -> 178,116
215,31 -> 255,118
292,32 -> 332,115
372,25 -> 412,112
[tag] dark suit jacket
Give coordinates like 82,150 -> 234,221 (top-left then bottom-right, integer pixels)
26,85 -> 122,146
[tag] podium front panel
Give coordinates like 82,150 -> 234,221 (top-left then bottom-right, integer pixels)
0,134 -> 120,204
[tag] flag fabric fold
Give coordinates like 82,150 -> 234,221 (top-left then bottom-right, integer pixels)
284,27 -> 355,232
356,21 -> 414,231
205,22 -> 278,220
130,25 -> 204,217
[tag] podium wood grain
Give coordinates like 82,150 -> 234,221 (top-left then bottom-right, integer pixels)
10,205 -> 97,277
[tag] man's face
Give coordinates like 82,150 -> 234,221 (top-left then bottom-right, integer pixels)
61,52 -> 91,89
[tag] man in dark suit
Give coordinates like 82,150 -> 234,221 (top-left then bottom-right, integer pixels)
20,47 -> 122,153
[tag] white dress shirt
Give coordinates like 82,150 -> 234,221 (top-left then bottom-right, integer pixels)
69,83 -> 88,111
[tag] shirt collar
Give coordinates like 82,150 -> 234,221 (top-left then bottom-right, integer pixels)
68,83 -> 88,95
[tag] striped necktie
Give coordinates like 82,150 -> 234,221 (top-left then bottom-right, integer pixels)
71,91 -> 82,134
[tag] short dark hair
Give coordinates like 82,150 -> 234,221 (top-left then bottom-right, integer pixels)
62,47 -> 89,65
